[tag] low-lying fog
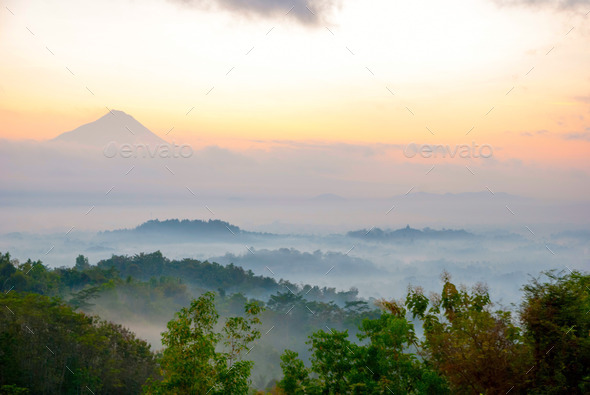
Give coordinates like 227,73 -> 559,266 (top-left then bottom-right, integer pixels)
2,215 -> 587,307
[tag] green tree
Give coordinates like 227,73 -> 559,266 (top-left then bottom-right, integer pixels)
0,291 -> 157,394
519,270 -> 590,394
74,255 -> 90,271
406,273 -> 530,394
279,299 -> 448,394
147,292 -> 263,394
278,350 -> 309,394
0,385 -> 29,394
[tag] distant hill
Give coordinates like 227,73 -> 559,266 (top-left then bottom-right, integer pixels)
51,110 -> 167,147
103,218 -> 239,233
99,219 -> 275,242
347,225 -> 475,241
391,191 -> 529,202
94,250 -> 364,304
100,219 -> 477,243
137,218 -> 241,234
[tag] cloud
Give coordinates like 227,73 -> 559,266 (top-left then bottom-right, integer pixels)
563,128 -> 590,141
265,140 -> 400,156
212,247 -> 388,279
492,0 -> 590,10
520,129 -> 549,137
171,0 -> 340,25
1,132 -> 588,211
492,0 -> 590,9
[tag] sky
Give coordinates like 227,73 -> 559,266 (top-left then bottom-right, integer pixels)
1,0 -> 590,207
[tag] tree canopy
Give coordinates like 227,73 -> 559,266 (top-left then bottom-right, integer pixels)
1,249 -> 589,394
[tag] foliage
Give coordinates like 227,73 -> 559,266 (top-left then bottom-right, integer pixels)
0,251 -> 120,300
279,300 -> 448,394
519,270 -> 590,394
3,250 -> 590,394
0,385 -> 29,395
278,350 -> 309,394
146,292 -> 264,394
74,254 -> 90,271
0,291 -> 157,394
97,251 -> 362,305
0,250 -> 381,391
406,272 -> 530,394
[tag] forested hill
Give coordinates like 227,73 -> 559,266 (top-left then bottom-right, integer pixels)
99,219 -> 276,241
0,250 -> 363,308
0,250 -> 380,392
347,225 -> 475,241
96,251 -> 361,304
97,251 -> 276,293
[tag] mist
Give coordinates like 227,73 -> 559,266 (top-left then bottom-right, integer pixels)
2,218 -> 586,305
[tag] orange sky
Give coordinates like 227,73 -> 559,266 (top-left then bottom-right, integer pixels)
1,0 -> 589,168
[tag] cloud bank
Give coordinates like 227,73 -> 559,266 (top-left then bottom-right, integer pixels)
493,0 -> 590,10
563,129 -> 590,141
172,0 -> 340,25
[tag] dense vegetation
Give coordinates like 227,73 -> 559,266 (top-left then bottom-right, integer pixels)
1,250 -> 589,394
0,292 -> 157,394
276,270 -> 589,394
96,250 -> 363,304
0,251 -> 378,391
0,250 -> 367,319
146,292 -> 264,394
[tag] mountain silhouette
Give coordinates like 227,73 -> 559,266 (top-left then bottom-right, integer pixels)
51,110 -> 168,147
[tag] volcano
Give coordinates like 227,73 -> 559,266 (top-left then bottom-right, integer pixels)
51,110 -> 168,147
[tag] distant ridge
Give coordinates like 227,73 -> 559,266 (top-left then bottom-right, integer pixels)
347,225 -> 474,241
311,193 -> 347,201
391,191 -> 529,201
52,110 -> 167,147
99,219 -> 476,242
